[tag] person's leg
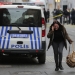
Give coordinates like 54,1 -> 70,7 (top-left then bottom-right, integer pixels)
60,16 -> 62,23
48,17 -> 49,23
58,42 -> 64,70
52,42 -> 59,71
69,16 -> 70,24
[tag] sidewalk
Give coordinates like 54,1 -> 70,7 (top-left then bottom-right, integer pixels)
64,24 -> 75,28
45,62 -> 75,75
46,23 -> 75,75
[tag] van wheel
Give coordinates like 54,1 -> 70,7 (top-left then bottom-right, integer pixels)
0,53 -> 2,56
38,53 -> 46,64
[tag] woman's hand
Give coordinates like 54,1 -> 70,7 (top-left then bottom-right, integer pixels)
69,40 -> 73,44
52,26 -> 54,31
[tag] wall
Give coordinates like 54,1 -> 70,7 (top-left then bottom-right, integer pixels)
0,0 -> 4,1
4,0 -> 29,2
71,0 -> 74,8
48,0 -> 55,14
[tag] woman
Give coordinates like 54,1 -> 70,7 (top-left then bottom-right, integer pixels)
47,21 -> 73,71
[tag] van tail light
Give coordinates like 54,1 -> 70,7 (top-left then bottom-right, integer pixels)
2,50 -> 4,53
42,18 -> 46,37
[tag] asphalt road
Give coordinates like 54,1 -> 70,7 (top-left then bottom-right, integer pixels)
0,24 -> 75,75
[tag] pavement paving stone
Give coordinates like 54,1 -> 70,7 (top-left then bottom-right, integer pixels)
45,62 -> 75,75
46,56 -> 66,62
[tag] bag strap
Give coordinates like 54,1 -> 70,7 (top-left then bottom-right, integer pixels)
68,43 -> 74,55
68,44 -> 70,55
72,43 -> 75,58
72,42 -> 74,52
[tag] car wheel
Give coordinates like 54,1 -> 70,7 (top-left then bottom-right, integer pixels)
38,52 -> 46,64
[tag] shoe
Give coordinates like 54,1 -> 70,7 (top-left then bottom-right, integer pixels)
59,62 -> 64,70
59,66 -> 64,70
55,67 -> 59,71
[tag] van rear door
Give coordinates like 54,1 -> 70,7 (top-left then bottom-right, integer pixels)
0,7 -> 42,50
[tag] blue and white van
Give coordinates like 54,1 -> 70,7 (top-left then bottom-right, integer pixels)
0,5 -> 46,64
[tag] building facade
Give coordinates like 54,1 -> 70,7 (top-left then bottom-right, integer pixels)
3,0 -> 29,2
60,0 -> 75,10
0,0 -> 4,1
3,0 -> 74,10
48,0 -> 73,10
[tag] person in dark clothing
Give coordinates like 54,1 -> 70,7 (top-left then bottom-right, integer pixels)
47,21 -> 73,71
55,8 -> 63,23
46,9 -> 50,23
43,8 -> 47,23
63,9 -> 70,24
71,9 -> 75,25
52,9 -> 57,21
68,9 -> 71,24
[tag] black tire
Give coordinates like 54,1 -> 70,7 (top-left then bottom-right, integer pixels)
38,52 -> 46,64
0,53 -> 2,62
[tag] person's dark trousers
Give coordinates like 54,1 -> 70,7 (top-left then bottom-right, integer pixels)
60,16 -> 62,24
72,18 -> 74,25
72,19 -> 75,25
52,42 -> 64,71
69,16 -> 70,24
45,17 -> 47,23
47,17 -> 49,23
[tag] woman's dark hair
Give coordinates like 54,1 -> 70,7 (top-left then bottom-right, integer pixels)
52,20 -> 62,26
50,20 -> 63,30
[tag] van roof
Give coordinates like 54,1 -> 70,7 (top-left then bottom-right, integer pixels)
0,5 -> 42,10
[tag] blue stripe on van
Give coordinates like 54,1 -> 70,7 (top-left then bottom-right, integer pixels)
6,26 -> 12,49
29,27 -> 33,49
0,26 -> 4,48
33,27 -> 37,49
2,26 -> 8,49
37,27 -> 40,49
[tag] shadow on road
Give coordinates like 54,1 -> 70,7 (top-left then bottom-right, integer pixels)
0,55 -> 39,65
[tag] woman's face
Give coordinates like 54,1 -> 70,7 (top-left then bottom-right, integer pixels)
54,24 -> 59,30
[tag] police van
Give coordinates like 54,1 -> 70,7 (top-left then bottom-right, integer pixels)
12,2 -> 35,6
0,5 -> 46,64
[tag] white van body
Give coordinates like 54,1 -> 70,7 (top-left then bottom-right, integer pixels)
0,5 -> 46,64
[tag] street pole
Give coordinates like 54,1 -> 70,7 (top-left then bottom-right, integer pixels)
55,1 -> 56,9
54,0 -> 57,9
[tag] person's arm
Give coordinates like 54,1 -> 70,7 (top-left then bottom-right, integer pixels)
63,26 -> 73,44
47,26 -> 54,38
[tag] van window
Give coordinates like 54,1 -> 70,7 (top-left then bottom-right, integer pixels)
0,8 -> 41,27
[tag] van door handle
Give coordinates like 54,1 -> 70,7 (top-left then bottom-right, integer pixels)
7,30 -> 33,34
17,41 -> 23,44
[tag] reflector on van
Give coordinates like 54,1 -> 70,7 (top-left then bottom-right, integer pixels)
17,6 -> 23,8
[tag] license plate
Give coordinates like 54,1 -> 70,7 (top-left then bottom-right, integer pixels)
11,34 -> 29,38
